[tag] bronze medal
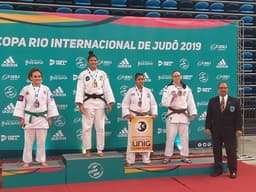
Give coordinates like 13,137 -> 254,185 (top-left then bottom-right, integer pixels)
138,101 -> 142,107
33,99 -> 40,108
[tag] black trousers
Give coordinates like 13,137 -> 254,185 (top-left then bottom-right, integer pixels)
212,134 -> 237,173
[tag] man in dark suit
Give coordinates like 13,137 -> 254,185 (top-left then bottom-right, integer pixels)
205,82 -> 242,179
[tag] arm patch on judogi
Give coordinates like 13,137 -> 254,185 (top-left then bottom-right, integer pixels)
18,95 -> 24,101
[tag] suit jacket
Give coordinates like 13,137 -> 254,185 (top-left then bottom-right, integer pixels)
205,96 -> 242,136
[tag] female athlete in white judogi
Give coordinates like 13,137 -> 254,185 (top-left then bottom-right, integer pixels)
13,68 -> 59,168
122,73 -> 158,166
75,51 -> 115,157
161,71 -> 197,164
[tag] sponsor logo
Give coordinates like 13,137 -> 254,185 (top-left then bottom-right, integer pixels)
158,75 -> 171,80
88,162 -> 104,179
105,115 -> 111,124
161,112 -> 167,122
116,102 -> 122,109
51,130 -> 67,141
25,59 -> 43,65
73,117 -> 81,124
49,75 -> 68,81
49,59 -> 67,66
120,85 -> 129,96
54,115 -> 66,127
197,87 -> 212,93
198,112 -> 207,121
197,61 -> 211,67
158,88 -> 164,96
216,59 -> 228,68
157,128 -> 166,134
2,103 -> 15,113
117,75 -> 133,81
1,56 -> 18,67
197,126 -> 205,132
117,127 -> 128,137
98,60 -> 112,66
73,74 -> 79,81
1,135 -> 20,142
57,104 -> 68,110
143,72 -> 151,82
179,58 -> 189,69
198,72 -> 208,83
1,120 -> 19,127
75,57 -> 87,69
210,44 -> 227,51
117,117 -> 126,123
137,60 -> 153,66
76,129 -> 82,140
197,101 -> 208,107
182,75 -> 193,80
105,131 -> 112,137
197,141 -> 212,148
118,58 -> 132,68
52,86 -> 66,97
216,74 -> 230,80
158,60 -> 173,67
2,74 -> 20,81
4,86 -> 17,99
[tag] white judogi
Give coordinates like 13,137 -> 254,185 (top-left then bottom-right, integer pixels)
75,69 -> 115,153
13,84 -> 59,163
122,86 -> 158,164
161,84 -> 197,157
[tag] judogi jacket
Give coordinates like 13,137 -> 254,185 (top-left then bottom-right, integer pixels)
161,84 -> 197,124
13,84 -> 59,129
75,69 -> 115,109
122,86 -> 158,117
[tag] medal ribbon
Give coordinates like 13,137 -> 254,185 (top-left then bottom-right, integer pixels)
136,87 -> 143,105
33,86 -> 40,100
88,69 -> 98,82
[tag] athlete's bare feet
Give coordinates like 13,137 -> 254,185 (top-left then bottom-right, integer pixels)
41,162 -> 48,167
22,163 -> 30,168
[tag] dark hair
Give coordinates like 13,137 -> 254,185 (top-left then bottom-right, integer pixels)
27,68 -> 43,80
135,73 -> 144,80
168,70 -> 187,89
87,50 -> 97,61
218,82 -> 228,88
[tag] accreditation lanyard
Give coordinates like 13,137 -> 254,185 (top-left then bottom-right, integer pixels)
136,87 -> 143,107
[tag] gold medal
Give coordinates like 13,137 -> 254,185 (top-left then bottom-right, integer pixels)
33,99 -> 40,108
92,80 -> 98,88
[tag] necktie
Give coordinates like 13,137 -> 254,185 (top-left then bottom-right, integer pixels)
220,97 -> 225,112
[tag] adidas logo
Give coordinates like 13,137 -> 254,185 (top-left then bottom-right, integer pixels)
118,58 -> 132,68
198,111 -> 207,121
51,130 -> 66,141
216,59 -> 228,68
1,56 -> 18,67
143,72 -> 151,82
105,115 -> 111,124
52,86 -> 66,97
2,103 -> 15,113
117,127 -> 128,138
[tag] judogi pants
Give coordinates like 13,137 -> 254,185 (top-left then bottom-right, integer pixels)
164,122 -> 189,157
23,129 -> 47,163
82,108 -> 105,153
126,120 -> 151,164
